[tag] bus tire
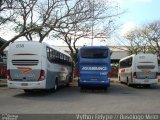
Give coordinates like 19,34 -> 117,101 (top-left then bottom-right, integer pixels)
24,89 -> 33,93
145,84 -> 150,88
127,78 -> 130,86
54,79 -> 58,91
80,87 -> 85,92
66,82 -> 70,87
103,87 -> 108,91
119,76 -> 120,81
119,77 -> 122,83
69,75 -> 73,82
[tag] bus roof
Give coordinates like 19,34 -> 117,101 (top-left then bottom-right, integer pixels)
119,53 -> 157,62
10,41 -> 71,57
79,46 -> 109,50
43,42 -> 71,57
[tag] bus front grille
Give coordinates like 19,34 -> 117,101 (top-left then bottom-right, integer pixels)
12,60 -> 39,66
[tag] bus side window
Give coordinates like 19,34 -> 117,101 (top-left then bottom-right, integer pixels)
119,57 -> 132,69
66,56 -> 69,65
60,54 -> 64,64
47,47 -> 50,58
64,55 -> 67,64
128,57 -> 132,67
57,52 -> 60,63
47,47 -> 52,62
46,46 -> 72,65
54,51 -> 58,63
50,49 -> 55,63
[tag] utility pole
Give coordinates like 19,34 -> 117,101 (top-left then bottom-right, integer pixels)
91,0 -> 94,46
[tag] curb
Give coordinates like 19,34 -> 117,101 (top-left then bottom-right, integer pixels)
0,83 -> 7,87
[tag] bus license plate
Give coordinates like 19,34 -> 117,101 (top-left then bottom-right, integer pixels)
21,83 -> 28,86
144,80 -> 149,82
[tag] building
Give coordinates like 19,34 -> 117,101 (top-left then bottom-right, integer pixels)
57,46 -> 129,64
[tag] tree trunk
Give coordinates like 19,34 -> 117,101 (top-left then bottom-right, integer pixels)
0,0 -> 2,10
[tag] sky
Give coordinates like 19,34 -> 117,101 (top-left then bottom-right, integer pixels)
50,0 -> 160,46
1,0 -> 160,46
116,0 -> 160,36
52,0 -> 160,46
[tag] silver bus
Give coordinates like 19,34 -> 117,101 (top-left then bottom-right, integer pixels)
7,41 -> 73,92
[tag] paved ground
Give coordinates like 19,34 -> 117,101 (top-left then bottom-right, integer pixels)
0,81 -> 160,114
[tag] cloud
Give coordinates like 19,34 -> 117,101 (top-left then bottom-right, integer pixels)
121,21 -> 137,36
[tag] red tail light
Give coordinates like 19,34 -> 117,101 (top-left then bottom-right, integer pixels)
156,72 -> 159,78
7,69 -> 12,80
133,72 -> 137,79
38,70 -> 45,81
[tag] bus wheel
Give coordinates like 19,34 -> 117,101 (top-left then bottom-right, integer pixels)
54,79 -> 58,91
69,75 -> 73,82
119,76 -> 120,81
103,87 -> 108,91
80,87 -> 85,92
127,79 -> 130,86
24,89 -> 33,93
144,84 -> 150,88
66,82 -> 70,87
66,76 -> 72,87
119,77 -> 122,83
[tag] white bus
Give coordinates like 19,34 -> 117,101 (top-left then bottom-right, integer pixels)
118,53 -> 158,87
7,41 -> 73,92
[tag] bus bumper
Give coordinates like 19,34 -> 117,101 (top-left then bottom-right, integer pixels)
7,80 -> 46,89
78,79 -> 110,88
132,78 -> 158,85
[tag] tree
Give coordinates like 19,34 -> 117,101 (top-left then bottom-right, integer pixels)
123,21 -> 160,55
0,0 -> 39,52
0,0 -> 94,53
56,0 -> 93,62
56,0 -> 122,63
0,0 -> 22,25
124,28 -> 150,54
0,0 -> 122,62
142,21 -> 160,56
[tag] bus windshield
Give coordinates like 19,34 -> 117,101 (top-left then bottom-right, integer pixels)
80,48 -> 108,58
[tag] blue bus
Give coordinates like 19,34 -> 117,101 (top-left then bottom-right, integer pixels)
78,46 -> 111,89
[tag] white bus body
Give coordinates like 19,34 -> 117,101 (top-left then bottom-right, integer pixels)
118,53 -> 158,86
7,41 -> 72,91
